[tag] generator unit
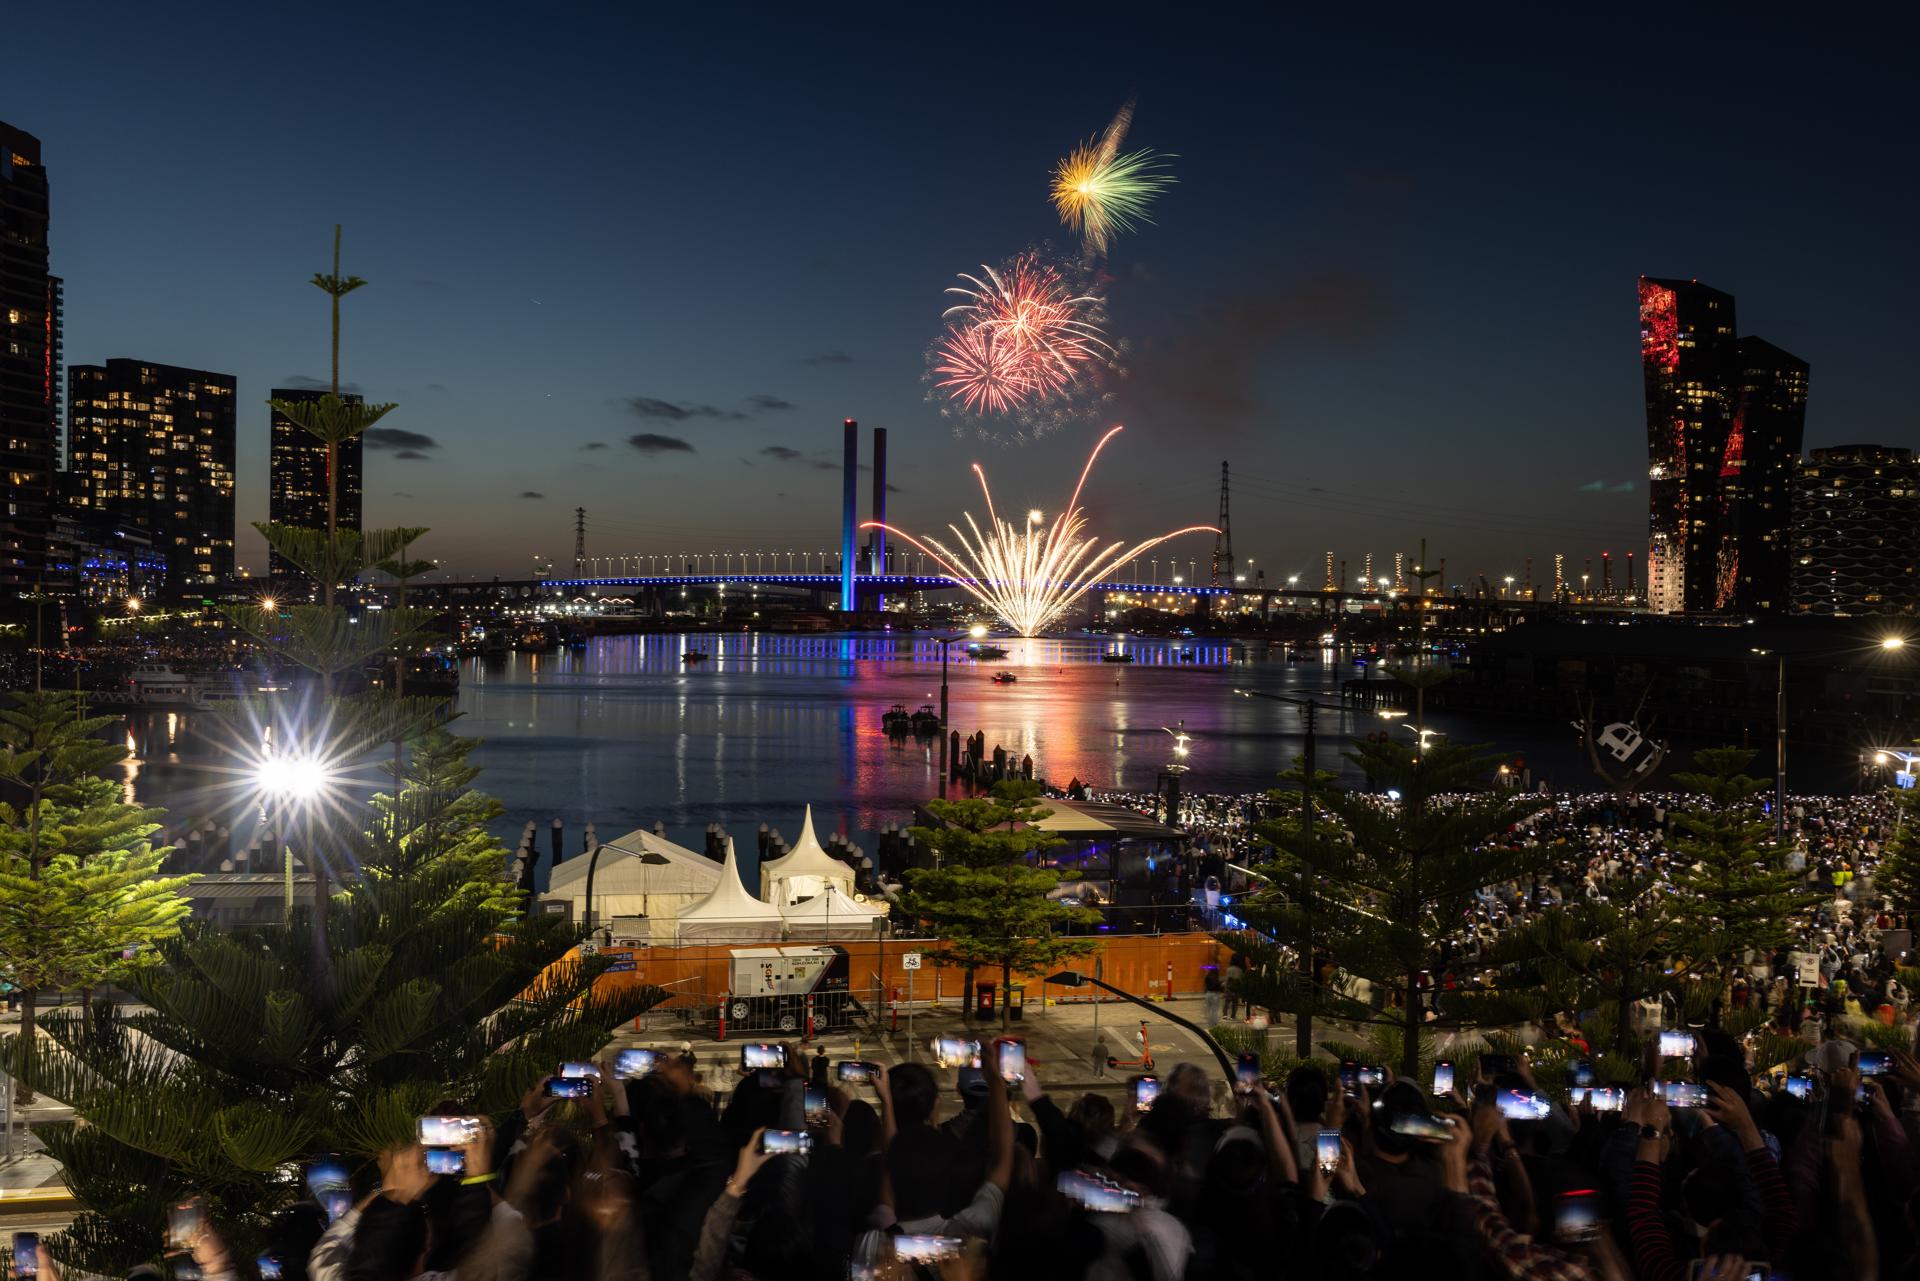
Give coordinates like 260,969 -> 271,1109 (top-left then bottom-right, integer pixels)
726,945 -> 855,1034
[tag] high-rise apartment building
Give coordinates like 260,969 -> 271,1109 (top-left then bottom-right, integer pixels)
67,359 -> 237,589
1639,277 -> 1807,614
1790,445 -> 1920,617
268,388 -> 363,581
0,122 -> 58,590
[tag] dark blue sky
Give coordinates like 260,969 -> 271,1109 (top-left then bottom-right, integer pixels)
13,3 -> 1917,583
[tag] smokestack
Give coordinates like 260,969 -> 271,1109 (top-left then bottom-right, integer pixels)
840,419 -> 858,612
871,426 -> 887,610
1626,551 -> 1636,595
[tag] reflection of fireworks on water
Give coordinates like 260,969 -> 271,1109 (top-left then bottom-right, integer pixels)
927,251 -> 1116,438
863,425 -> 1215,636
1051,98 -> 1175,257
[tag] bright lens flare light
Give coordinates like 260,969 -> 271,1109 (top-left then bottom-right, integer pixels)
864,425 -> 1215,637
1049,98 -> 1176,256
254,750 -> 336,802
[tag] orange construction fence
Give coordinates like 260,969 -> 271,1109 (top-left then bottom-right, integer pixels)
584,933 -> 1227,1011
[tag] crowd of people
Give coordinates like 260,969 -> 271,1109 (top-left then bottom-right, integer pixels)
26,1030 -> 1920,1281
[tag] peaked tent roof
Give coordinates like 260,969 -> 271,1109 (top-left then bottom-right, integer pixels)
778,882 -> 887,923
678,838 -> 785,925
547,827 -> 721,897
759,805 -> 857,900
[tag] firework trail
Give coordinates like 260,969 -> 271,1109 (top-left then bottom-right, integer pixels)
864,425 -> 1216,636
1051,97 -> 1176,257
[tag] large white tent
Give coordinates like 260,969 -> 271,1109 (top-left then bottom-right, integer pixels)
545,827 -> 720,926
778,883 -> 888,939
674,838 -> 785,943
759,805 -> 857,906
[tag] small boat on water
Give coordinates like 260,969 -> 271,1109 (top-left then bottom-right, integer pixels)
910,705 -> 942,736
968,643 -> 1009,661
882,704 -> 913,735
1286,649 -> 1314,662
990,671 -> 1018,684
1100,653 -> 1134,664
126,663 -> 277,708
682,650 -> 709,664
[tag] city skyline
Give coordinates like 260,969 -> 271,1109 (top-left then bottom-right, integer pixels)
9,7 -> 1917,581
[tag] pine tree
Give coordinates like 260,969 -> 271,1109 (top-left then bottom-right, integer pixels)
896,780 -> 1098,1027
1878,784 -> 1920,918
1667,748 -> 1814,977
1227,737 -> 1564,1078
0,691 -> 197,1057
2,230 -> 662,1276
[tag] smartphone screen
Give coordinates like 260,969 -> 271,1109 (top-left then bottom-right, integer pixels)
995,1039 -> 1027,1083
1660,1081 -> 1709,1109
1386,1111 -> 1456,1141
804,1084 -> 830,1126
1432,1061 -> 1454,1096
417,1116 -> 481,1148
558,1060 -> 599,1080
424,1147 -> 466,1175
1783,1074 -> 1814,1100
167,1199 -> 205,1251
1858,1051 -> 1891,1077
836,1060 -> 875,1084
1496,1088 -> 1552,1121
1132,1075 -> 1160,1113
932,1036 -> 980,1069
1358,1065 -> 1385,1088
1555,1190 -> 1600,1243
894,1235 -> 962,1263
545,1075 -> 593,1099
257,1255 -> 283,1281
1658,1030 -> 1696,1058
1569,1060 -> 1597,1088
759,1128 -> 812,1155
1582,1087 -> 1625,1112
1236,1052 -> 1261,1093
13,1233 -> 39,1279
614,1049 -> 659,1079
740,1043 -> 786,1071
1057,1170 -> 1140,1212
1316,1129 -> 1343,1173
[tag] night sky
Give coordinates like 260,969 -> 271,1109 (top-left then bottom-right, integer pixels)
13,4 -> 1917,583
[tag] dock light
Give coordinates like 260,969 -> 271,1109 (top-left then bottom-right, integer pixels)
969,624 -> 987,638
1882,636 -> 1907,650
126,597 -> 141,614
260,596 -> 277,612
255,750 -> 336,802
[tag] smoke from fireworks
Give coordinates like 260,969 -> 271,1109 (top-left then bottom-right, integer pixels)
1050,98 -> 1175,256
928,252 -> 1114,431
863,425 -> 1216,637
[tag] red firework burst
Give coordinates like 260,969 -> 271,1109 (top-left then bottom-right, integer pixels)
931,322 -> 1036,415
932,253 -> 1111,413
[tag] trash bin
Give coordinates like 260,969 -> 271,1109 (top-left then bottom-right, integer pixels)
975,982 -> 996,1021
1008,985 -> 1025,1021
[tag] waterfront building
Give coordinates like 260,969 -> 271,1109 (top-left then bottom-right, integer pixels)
0,121 -> 59,590
46,513 -> 166,603
1790,445 -> 1920,617
67,358 -> 237,590
268,387 -> 363,583
1639,277 -> 1806,615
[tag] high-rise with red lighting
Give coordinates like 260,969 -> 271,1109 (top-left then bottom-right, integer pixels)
1639,277 -> 1805,614
0,121 -> 58,590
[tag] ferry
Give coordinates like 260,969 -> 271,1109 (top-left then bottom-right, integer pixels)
126,663 -> 276,708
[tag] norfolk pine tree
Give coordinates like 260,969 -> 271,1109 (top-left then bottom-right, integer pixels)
896,780 -> 1099,1027
1667,748 -> 1814,977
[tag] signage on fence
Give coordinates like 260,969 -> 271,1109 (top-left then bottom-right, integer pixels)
1791,951 -> 1821,986
902,952 -> 923,971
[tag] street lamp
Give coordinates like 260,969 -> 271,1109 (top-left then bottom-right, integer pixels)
1753,633 -> 1911,846
935,625 -> 989,799
254,744 -> 340,939
581,839 -> 672,936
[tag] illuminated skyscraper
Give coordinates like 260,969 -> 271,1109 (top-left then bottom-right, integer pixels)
0,122 -> 58,589
1790,446 -> 1920,617
268,387 -> 362,581
67,359 -> 237,589
1639,277 -> 1805,614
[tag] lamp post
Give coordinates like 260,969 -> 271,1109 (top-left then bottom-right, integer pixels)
1233,687 -> 1334,1057
1047,969 -> 1235,1083
1754,634 -> 1907,847
581,841 -> 672,939
936,625 -> 988,799
255,745 -> 337,956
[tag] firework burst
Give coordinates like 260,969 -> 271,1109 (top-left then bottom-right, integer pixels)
864,425 -> 1215,636
1050,98 -> 1175,256
928,252 -> 1113,427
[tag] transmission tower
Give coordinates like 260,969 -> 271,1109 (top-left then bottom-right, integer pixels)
1209,461 -> 1235,586
573,507 -> 586,577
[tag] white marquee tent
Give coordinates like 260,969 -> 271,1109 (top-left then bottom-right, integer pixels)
759,805 -> 857,906
674,838 -> 786,943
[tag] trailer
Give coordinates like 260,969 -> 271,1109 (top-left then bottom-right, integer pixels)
725,945 -> 859,1034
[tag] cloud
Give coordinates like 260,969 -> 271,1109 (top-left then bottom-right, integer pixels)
365,427 -> 440,452
279,375 -> 365,395
393,449 -> 430,460
1610,481 -> 1636,493
802,351 -> 853,366
624,396 -> 745,422
579,441 -> 608,451
426,382 -> 449,394
628,433 -> 695,455
748,394 -> 796,412
760,445 -> 805,461
518,490 -> 545,499
1576,480 -> 1606,492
